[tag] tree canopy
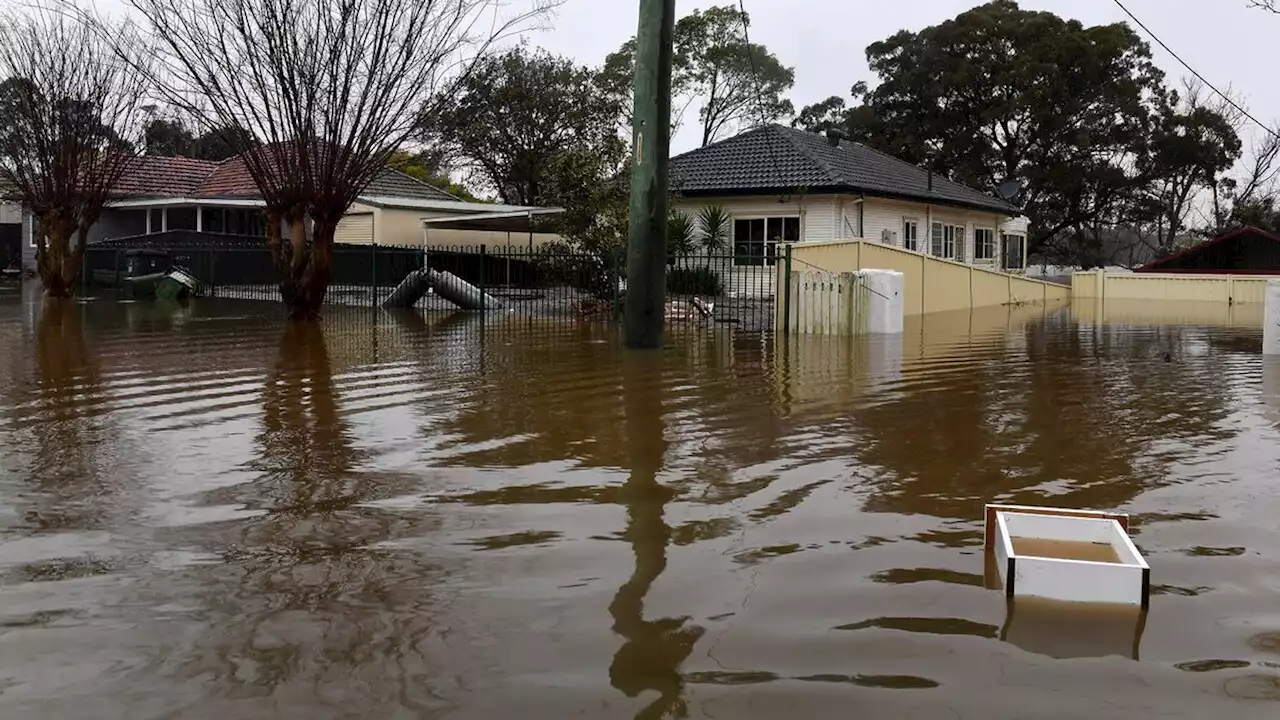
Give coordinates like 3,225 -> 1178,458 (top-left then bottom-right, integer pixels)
601,4 -> 794,146
141,114 -> 252,161
794,0 -> 1243,265
426,46 -> 624,208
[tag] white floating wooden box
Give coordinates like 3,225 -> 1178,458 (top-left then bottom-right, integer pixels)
984,504 -> 1150,607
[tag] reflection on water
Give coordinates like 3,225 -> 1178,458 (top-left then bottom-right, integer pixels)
0,295 -> 1279,718
609,353 -> 703,719
1000,597 -> 1147,660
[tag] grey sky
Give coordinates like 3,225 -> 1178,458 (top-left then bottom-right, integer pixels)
528,0 -> 1280,154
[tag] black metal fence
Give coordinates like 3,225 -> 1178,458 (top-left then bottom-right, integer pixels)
83,231 -> 777,330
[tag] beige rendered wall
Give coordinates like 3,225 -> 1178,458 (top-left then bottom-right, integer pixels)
1071,271 -> 1277,305
787,239 -> 1068,317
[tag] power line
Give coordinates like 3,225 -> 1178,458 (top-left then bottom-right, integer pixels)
736,0 -> 788,199
1112,0 -> 1280,139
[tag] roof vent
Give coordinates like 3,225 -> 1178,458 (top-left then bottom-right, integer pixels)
825,128 -> 844,147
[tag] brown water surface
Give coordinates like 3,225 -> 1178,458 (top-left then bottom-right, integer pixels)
1012,537 -> 1122,564
2,286 -> 1280,719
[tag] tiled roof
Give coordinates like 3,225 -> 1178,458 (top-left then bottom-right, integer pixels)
115,153 -> 462,203
669,124 -> 1019,214
114,156 -> 222,197
366,169 -> 459,201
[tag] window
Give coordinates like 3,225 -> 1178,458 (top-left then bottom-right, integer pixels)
1002,233 -> 1026,270
902,218 -> 919,252
931,222 -> 963,259
974,227 -> 996,260
733,216 -> 799,266
149,208 -> 163,233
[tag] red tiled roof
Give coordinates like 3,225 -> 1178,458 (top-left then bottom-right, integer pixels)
112,150 -> 463,203
114,155 -> 221,197
193,155 -> 258,197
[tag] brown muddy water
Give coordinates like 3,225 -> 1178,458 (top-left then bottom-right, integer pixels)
2,284 -> 1280,719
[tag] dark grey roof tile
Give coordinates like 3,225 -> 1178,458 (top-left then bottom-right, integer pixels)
669,124 -> 1018,214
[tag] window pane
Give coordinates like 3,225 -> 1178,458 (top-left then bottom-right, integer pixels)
767,218 -> 783,243
783,217 -> 800,243
735,219 -> 762,266
1003,234 -> 1025,269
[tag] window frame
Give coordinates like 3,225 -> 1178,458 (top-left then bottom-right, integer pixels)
1002,232 -> 1026,270
902,217 -> 919,252
932,222 -> 963,260
732,215 -> 801,267
974,227 -> 996,261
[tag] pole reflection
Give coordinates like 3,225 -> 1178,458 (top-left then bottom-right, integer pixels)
609,352 -> 704,719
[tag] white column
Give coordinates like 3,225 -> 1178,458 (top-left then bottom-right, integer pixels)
161,207 -> 168,232
145,209 -> 151,234
1265,280 -> 1280,355
195,206 -> 202,232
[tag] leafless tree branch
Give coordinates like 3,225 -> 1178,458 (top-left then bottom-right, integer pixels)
0,1 -> 150,296
109,0 -> 557,318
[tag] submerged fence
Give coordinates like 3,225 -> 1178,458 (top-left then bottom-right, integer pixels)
83,232 -> 777,330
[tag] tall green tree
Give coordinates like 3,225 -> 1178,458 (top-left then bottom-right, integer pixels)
143,116 -> 195,156
425,46 -> 624,207
801,1 -> 1175,262
1139,81 -> 1241,253
142,112 -> 256,161
601,5 -> 794,146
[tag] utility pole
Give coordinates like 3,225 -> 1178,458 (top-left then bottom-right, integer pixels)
624,0 -> 676,349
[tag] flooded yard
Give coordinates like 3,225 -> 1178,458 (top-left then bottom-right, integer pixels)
1,283 -> 1280,718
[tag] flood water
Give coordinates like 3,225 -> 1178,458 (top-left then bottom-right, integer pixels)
2,283 -> 1280,718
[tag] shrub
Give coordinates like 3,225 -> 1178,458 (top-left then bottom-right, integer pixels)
667,266 -> 724,296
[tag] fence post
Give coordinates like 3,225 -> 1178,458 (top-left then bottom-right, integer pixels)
80,248 -> 88,295
783,244 -> 793,335
370,242 -> 377,308
478,243 -> 487,316
113,249 -> 123,291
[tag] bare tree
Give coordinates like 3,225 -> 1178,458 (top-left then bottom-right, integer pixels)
122,0 -> 556,320
0,4 -> 149,297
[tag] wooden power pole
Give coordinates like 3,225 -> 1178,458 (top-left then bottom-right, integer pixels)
623,0 -> 676,349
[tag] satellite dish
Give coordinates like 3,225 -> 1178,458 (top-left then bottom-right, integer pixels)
996,179 -> 1024,203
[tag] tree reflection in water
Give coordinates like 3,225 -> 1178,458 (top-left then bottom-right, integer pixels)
175,321 -> 443,713
609,353 -> 704,719
26,299 -> 107,531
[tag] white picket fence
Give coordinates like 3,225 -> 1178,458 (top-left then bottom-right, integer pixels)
785,270 -> 867,334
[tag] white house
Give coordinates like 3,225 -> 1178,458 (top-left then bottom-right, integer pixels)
669,125 -> 1029,294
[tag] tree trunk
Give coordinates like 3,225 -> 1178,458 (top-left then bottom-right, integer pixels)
279,219 -> 336,322
35,214 -> 80,298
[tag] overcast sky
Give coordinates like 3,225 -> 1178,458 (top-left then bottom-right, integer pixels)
527,0 -> 1280,155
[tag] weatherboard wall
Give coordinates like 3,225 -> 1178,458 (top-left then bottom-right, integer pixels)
861,197 -> 1028,269
675,193 -> 1028,272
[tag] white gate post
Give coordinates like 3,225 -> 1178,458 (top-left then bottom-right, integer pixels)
1265,279 -> 1280,355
